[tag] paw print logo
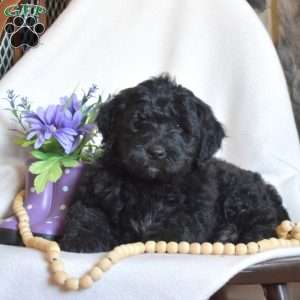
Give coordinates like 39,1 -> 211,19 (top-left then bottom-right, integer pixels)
5,16 -> 44,48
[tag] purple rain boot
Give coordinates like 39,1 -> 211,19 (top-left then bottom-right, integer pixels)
0,163 -> 83,246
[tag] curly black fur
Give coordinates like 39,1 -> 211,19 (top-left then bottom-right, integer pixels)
60,75 -> 289,253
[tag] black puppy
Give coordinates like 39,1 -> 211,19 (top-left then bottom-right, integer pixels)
60,75 -> 288,253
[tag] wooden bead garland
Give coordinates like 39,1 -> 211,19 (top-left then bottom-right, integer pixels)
224,243 -> 235,255
190,242 -> 201,254
12,191 -> 300,292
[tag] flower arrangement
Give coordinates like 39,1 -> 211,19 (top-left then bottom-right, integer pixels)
4,86 -> 103,193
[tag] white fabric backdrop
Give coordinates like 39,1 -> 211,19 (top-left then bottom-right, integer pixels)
0,0 -> 300,299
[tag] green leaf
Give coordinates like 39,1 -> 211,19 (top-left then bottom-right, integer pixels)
31,150 -> 50,160
34,172 -> 49,193
32,159 -> 63,193
61,158 -> 79,168
48,162 -> 63,182
41,139 -> 64,154
30,150 -> 64,162
15,138 -> 35,148
21,141 -> 35,148
29,160 -> 52,174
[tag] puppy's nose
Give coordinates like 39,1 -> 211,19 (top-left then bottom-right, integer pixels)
147,145 -> 166,159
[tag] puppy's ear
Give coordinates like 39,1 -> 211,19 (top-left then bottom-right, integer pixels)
197,102 -> 225,162
97,95 -> 124,147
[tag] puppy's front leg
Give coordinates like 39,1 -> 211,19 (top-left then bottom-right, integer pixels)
59,201 -> 117,253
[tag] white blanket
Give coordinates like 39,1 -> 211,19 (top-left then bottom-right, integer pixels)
0,0 -> 300,299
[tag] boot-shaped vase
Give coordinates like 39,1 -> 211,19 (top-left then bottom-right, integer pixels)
0,163 -> 83,246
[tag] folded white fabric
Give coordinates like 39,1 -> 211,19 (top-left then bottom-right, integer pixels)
0,0 -> 300,299
0,244 -> 299,300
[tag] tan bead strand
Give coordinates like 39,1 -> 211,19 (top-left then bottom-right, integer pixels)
12,191 -> 300,292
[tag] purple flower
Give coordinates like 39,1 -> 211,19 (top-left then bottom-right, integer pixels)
60,94 -> 95,135
24,105 -> 76,153
24,97 -> 94,154
60,93 -> 81,115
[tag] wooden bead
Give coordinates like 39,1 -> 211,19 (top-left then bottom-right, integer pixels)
20,229 -> 32,236
285,239 -> 292,246
89,267 -> 103,281
18,222 -> 31,232
135,242 -> 146,253
212,242 -> 224,255
290,239 -> 300,246
178,241 -> 190,254
15,208 -> 25,215
31,238 -> 41,249
201,242 -> 213,255
292,232 -> 300,240
117,245 -> 129,257
14,204 -> 25,211
79,275 -> 93,289
31,236 -> 39,249
278,238 -> 289,247
47,242 -> 60,253
113,245 -> 121,252
13,203 -> 23,211
114,246 -> 127,259
19,215 -> 29,222
268,238 -> 280,248
46,251 -> 60,262
123,244 -> 133,256
22,231 -> 33,238
18,220 -> 29,228
98,258 -> 112,272
22,232 -> 33,243
235,243 -> 247,255
224,243 -> 235,255
32,237 -> 49,251
37,240 -> 50,251
19,225 -> 30,233
13,197 -> 23,205
280,220 -> 293,232
52,271 -> 68,285
276,227 -> 289,238
124,244 -> 134,256
130,244 -> 139,255
64,278 -> 79,291
258,239 -> 272,252
190,243 -> 201,254
166,242 -> 178,254
156,241 -> 167,253
292,223 -> 300,233
247,242 -> 259,254
107,251 -> 122,263
18,211 -> 27,218
25,238 -> 36,248
145,241 -> 156,253
130,243 -> 141,255
50,260 -> 64,273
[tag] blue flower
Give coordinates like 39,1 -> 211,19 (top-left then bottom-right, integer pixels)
24,95 -> 94,154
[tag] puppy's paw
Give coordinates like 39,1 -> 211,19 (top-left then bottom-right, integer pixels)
213,224 -> 239,243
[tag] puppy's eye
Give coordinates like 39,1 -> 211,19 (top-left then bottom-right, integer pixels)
133,120 -> 149,131
136,113 -> 146,121
175,122 -> 184,130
